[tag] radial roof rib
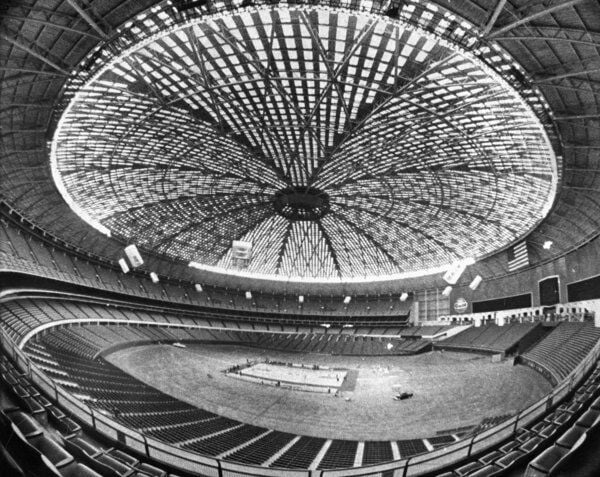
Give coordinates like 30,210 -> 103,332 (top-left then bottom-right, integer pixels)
0,32 -> 70,75
65,0 -> 109,39
481,0 -> 508,37
486,0 -> 589,39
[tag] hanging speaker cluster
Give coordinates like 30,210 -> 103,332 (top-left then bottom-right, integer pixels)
469,275 -> 483,290
443,262 -> 468,285
118,244 -> 143,274
118,258 -> 129,273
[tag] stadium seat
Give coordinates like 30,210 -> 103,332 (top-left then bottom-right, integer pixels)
0,441 -> 25,477
53,415 -> 81,437
3,423 -> 62,477
519,435 -> 544,453
478,450 -> 503,465
590,396 -> 600,411
525,445 -> 570,477
7,410 -> 43,438
498,440 -> 520,453
494,449 -> 527,469
548,422 -> 600,477
575,409 -> 600,428
136,462 -> 167,477
62,436 -> 102,459
29,434 -> 75,469
107,448 -> 139,466
0,386 -> 19,412
88,452 -> 134,477
454,461 -> 483,476
468,464 -> 504,477
62,463 -> 103,477
537,423 -> 560,439
555,425 -> 587,449
549,411 -> 573,429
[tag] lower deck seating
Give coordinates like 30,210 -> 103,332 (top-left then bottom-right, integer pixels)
10,322 -> 453,470
4,306 -> 600,475
521,323 -> 600,383
318,439 -> 358,469
270,436 -> 327,469
362,440 -> 394,465
0,353 -> 175,477
223,430 -> 296,465
438,323 -> 540,354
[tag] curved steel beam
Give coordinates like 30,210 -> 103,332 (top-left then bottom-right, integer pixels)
487,0 -> 588,39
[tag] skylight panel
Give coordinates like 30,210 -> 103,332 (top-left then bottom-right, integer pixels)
401,45 -> 413,57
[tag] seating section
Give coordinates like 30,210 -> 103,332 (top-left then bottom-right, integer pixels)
269,436 -> 327,469
438,323 -> 540,354
223,430 -> 296,465
397,439 -> 428,457
526,396 -> 600,476
521,323 -> 600,383
362,441 -> 394,465
318,440 -> 358,469
2,295 -> 600,475
0,353 -> 176,477
213,331 -> 431,356
1,212 -> 412,321
10,321 -> 448,469
181,424 -> 267,457
455,363 -> 600,477
0,299 -> 427,355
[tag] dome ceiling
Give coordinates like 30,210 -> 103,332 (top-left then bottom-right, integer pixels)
2,0 -> 599,291
50,1 -> 557,281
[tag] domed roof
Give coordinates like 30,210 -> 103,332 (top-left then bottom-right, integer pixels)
49,1 -> 556,281
2,0 -> 599,288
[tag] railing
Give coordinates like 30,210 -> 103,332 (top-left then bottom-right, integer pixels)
2,318 -> 600,477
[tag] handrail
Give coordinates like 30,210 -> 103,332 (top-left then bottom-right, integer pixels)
1,318 -> 600,477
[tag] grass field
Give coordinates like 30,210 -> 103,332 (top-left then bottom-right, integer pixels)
106,343 -> 552,440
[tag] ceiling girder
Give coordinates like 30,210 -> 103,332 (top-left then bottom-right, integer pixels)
481,0 -> 508,36
2,13 -> 103,40
535,66 -> 600,83
0,32 -> 70,75
65,0 -> 109,39
487,0 -> 588,39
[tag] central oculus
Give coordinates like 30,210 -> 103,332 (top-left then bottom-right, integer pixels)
273,187 -> 330,221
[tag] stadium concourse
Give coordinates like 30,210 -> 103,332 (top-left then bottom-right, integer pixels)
2,0 -> 600,477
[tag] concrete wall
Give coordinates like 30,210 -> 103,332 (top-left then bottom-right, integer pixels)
446,236 -> 600,315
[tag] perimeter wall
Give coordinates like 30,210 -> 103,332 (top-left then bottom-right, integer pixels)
446,235 -> 600,317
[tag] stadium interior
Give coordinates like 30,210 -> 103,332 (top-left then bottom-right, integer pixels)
2,1 -> 600,476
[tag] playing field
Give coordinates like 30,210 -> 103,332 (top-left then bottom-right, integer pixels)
106,343 -> 553,440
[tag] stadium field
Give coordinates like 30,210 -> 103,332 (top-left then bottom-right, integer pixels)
106,344 -> 552,440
